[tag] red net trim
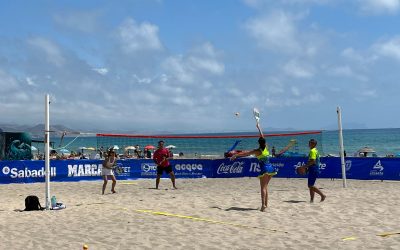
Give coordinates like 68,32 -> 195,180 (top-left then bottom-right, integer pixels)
96,131 -> 322,139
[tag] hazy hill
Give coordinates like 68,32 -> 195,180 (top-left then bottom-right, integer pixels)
0,123 -> 78,136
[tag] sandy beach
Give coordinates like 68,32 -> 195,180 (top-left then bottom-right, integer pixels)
0,178 -> 399,250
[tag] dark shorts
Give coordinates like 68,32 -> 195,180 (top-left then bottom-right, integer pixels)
308,166 -> 318,187
157,165 -> 173,175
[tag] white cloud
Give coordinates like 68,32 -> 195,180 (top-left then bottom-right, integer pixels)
328,65 -> 369,82
188,57 -> 224,75
359,0 -> 400,15
245,11 -> 301,53
53,10 -> 101,33
242,0 -> 262,8
242,0 -> 332,8
132,74 -> 153,84
228,88 -> 242,97
26,77 -> 37,86
291,86 -> 301,96
117,18 -> 162,52
171,96 -> 195,106
244,10 -> 321,57
283,59 -> 314,78
93,68 -> 109,75
360,89 -> 377,97
162,56 -> 194,83
28,37 -> 65,67
265,92 -> 323,107
373,37 -> 400,61
341,48 -> 364,62
162,43 -> 225,84
0,69 -> 19,90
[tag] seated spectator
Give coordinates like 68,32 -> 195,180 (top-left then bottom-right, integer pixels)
134,145 -> 142,158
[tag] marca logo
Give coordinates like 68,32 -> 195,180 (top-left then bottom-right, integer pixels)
141,163 -> 157,172
345,160 -> 352,171
175,164 -> 203,172
2,166 -> 56,179
68,164 -> 102,177
370,160 -> 384,176
217,162 -> 244,174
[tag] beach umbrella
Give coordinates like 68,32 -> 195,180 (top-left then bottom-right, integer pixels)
59,148 -> 69,154
144,145 -> 155,150
166,145 -> 176,149
78,146 -> 87,150
113,145 -> 120,150
125,146 -> 136,151
31,145 -> 38,151
86,147 -> 96,151
357,147 -> 376,153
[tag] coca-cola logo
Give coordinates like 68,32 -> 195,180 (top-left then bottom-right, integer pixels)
217,162 -> 244,174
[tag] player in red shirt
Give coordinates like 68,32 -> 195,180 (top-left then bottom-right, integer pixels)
153,140 -> 177,189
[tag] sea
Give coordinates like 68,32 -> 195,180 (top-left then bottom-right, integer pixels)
32,128 -> 400,158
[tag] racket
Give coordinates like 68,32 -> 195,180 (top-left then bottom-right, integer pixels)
253,108 -> 260,124
253,107 -> 264,137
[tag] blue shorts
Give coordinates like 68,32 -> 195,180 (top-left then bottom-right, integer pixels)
307,166 -> 318,187
258,163 -> 277,178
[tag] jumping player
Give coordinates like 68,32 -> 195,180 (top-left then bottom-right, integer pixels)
230,123 -> 277,212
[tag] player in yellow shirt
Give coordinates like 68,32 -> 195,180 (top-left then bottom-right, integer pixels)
304,139 -> 326,202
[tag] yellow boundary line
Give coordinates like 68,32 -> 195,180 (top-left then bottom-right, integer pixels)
120,207 -> 399,239
342,231 -> 400,241
127,209 -> 288,234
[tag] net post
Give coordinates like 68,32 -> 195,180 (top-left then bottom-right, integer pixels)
337,106 -> 347,188
45,94 -> 51,209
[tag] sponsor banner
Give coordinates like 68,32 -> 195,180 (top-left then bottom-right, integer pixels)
140,160 -> 212,178
173,160 -> 211,178
1,157 -> 400,184
213,159 -> 248,178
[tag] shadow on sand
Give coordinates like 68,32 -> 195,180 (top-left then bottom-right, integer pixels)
283,200 -> 306,203
210,206 -> 258,211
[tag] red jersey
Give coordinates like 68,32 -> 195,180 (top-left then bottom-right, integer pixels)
153,148 -> 170,167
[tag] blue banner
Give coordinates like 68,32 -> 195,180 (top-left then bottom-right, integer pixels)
1,157 -> 400,184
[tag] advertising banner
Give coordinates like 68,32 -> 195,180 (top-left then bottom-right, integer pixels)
1,157 -> 400,184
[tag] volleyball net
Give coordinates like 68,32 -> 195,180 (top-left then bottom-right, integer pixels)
96,131 -> 323,159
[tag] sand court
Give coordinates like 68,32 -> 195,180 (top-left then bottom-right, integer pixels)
0,178 -> 399,249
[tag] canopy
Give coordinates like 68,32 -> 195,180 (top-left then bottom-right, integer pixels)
59,148 -> 69,154
357,147 -> 376,153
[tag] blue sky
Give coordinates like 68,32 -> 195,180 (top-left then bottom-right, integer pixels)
1,0 -> 400,133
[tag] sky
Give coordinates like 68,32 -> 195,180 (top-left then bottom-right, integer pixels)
0,0 -> 400,133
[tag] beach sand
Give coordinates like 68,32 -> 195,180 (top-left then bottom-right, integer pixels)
0,178 -> 399,250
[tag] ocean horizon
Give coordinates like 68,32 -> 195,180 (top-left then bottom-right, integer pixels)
29,128 -> 400,158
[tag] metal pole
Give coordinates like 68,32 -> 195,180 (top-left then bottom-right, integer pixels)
45,94 -> 51,209
337,106 -> 347,188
